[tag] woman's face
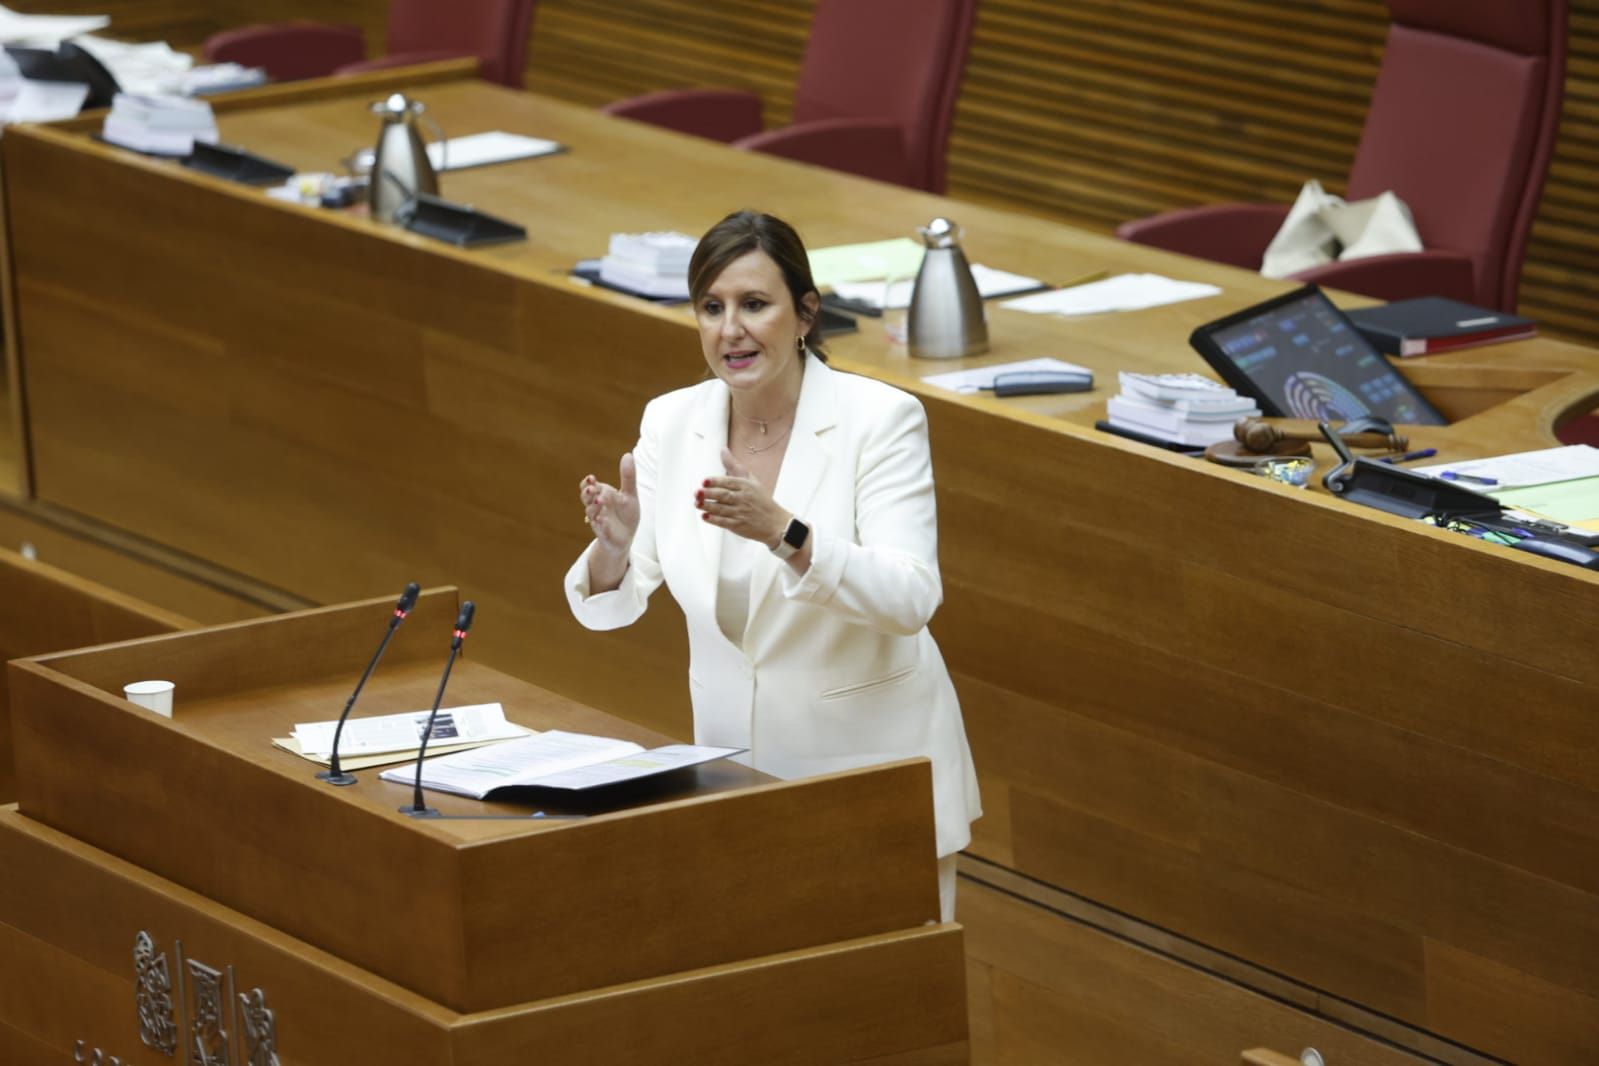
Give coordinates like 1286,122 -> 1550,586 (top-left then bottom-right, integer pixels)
696,249 -> 817,402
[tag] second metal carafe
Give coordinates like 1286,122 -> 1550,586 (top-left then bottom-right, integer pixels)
907,217 -> 988,359
368,92 -> 439,223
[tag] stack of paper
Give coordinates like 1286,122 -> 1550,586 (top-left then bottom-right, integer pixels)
274,702 -> 530,769
598,231 -> 695,299
1002,273 -> 1221,316
1415,445 -> 1599,531
101,92 -> 217,154
177,63 -> 267,96
0,5 -> 108,46
74,35 -> 193,96
1106,371 -> 1258,447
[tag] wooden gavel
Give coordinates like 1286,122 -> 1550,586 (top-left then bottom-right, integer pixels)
1234,418 -> 1408,453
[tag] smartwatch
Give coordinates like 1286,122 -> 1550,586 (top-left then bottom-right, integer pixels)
772,516 -> 810,560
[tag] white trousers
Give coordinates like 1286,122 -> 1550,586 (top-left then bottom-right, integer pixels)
938,854 -> 957,922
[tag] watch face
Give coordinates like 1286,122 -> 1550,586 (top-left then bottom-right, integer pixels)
784,518 -> 809,549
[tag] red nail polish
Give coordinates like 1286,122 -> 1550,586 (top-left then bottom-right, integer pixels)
702,478 -> 711,487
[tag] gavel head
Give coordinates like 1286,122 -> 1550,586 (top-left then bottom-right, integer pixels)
1234,418 -> 1282,452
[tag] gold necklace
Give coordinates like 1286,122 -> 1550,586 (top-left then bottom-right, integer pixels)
734,408 -> 792,436
743,424 -> 792,454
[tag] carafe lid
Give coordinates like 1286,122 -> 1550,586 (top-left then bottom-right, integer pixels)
917,217 -> 963,249
370,92 -> 425,119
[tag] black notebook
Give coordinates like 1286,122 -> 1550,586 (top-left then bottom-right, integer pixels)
1345,297 -> 1534,358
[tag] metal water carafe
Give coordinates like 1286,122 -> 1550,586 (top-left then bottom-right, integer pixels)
907,217 -> 988,359
368,93 -> 439,223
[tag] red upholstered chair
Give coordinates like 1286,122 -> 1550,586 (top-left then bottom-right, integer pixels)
201,22 -> 365,83
603,0 -> 977,194
203,0 -> 537,89
1117,0 -> 1568,312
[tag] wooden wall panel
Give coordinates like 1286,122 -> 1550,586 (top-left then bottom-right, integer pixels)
11,1 -> 1594,339
961,876 -> 1434,1066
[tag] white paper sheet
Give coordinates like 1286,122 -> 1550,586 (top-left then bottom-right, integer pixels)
922,356 -> 1094,394
73,34 -> 192,95
1413,444 -> 1599,489
378,730 -> 643,796
0,6 -> 108,45
293,702 -> 520,757
832,263 -> 1044,310
6,78 -> 88,122
1000,273 -> 1221,316
427,130 -> 563,171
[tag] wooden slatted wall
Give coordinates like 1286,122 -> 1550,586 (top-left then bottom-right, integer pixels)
12,0 -> 1595,337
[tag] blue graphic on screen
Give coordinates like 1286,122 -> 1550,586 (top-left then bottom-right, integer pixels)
1208,292 -> 1444,425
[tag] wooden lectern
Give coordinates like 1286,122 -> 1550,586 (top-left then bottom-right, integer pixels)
0,589 -> 966,1064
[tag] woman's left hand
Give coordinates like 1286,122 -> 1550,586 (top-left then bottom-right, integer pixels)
698,447 -> 789,548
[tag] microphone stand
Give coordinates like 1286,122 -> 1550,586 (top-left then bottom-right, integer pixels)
402,601 -> 473,818
318,582 -> 419,787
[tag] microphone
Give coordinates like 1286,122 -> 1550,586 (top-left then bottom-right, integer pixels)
402,600 -> 475,817
316,582 -> 420,787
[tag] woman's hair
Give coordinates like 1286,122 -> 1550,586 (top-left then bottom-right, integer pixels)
688,210 -> 828,360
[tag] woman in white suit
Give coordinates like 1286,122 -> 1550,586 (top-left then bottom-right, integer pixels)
566,211 -> 980,919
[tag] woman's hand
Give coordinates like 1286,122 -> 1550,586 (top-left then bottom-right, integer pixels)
698,447 -> 789,547
581,454 -> 640,581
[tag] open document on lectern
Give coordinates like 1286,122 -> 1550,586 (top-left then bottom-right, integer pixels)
378,730 -> 745,798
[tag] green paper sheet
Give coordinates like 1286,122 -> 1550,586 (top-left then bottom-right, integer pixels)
807,238 -> 925,288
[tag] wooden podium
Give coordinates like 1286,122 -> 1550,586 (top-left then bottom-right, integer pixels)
0,589 -> 966,1064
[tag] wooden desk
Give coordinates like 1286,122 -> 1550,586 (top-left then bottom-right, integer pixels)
0,546 -> 189,802
3,73 -> 1596,1063
4,590 -> 965,1064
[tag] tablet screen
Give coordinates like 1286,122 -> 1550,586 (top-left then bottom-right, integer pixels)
1189,285 -> 1446,426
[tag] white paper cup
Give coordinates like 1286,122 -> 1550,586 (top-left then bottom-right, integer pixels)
123,680 -> 175,718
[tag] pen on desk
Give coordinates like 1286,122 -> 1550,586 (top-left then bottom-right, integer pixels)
1379,447 -> 1437,464
1440,471 -> 1499,485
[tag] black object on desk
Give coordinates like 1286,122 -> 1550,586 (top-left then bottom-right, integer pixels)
397,193 -> 527,248
984,369 -> 1093,396
1093,419 -> 1205,455
821,292 -> 882,318
817,306 -> 859,338
182,142 -> 296,186
6,42 -> 119,108
1190,285 -> 1448,427
1319,421 -> 1493,519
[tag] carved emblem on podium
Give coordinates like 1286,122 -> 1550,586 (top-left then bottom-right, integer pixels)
238,988 -> 281,1066
185,958 -> 232,1065
134,931 -> 179,1055
127,932 -> 280,1066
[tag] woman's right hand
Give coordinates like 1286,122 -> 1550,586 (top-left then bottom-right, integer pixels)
580,452 -> 640,559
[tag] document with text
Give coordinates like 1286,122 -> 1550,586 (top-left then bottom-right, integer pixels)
291,702 -> 524,758
378,730 -> 745,798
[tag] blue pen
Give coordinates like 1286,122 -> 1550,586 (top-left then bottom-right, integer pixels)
1379,447 -> 1437,464
1441,471 -> 1498,485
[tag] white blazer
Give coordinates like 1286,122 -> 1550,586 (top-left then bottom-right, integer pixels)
565,358 -> 981,856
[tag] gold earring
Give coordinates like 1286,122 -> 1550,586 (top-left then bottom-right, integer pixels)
796,336 -> 805,353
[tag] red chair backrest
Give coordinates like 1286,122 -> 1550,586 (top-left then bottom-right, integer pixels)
1347,0 -> 1567,310
386,0 -> 538,88
791,0 -> 977,193
202,22 -> 365,82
